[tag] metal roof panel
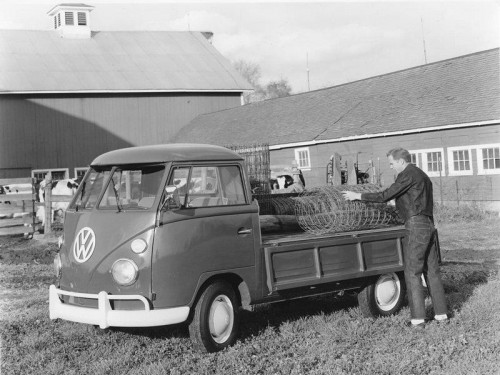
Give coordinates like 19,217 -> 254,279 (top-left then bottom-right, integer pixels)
0,30 -> 252,93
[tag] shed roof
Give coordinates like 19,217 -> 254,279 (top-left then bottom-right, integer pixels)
175,48 -> 500,147
91,143 -> 242,166
0,30 -> 252,93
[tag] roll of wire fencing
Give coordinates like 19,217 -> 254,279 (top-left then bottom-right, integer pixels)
294,184 -> 400,235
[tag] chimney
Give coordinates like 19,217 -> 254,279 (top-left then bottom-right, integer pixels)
47,3 -> 94,39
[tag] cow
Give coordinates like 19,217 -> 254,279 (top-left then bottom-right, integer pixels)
36,178 -> 80,227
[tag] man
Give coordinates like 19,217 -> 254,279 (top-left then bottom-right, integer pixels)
342,147 -> 448,328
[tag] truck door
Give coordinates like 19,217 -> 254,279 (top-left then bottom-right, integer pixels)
152,163 -> 258,309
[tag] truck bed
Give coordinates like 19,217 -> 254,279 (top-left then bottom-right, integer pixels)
261,225 -> 407,293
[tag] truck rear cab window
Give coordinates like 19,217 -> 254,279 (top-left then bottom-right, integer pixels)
168,165 -> 246,208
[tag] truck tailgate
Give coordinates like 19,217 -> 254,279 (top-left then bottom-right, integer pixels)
262,226 -> 406,293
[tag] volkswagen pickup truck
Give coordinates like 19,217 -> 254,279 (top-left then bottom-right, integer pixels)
50,144 -> 422,352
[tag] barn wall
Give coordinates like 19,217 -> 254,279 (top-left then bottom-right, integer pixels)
0,93 -> 241,178
270,124 -> 500,207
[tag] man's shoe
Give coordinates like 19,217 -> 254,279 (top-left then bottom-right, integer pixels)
404,321 -> 426,329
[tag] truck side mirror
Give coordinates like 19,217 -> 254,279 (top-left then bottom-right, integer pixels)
161,185 -> 181,210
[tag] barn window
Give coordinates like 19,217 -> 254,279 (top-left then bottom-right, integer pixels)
476,144 -> 500,175
408,148 -> 444,177
54,16 -> 57,29
57,13 -> 61,27
77,12 -> 87,26
410,153 -> 418,165
32,169 -> 69,185
447,147 -> 473,176
65,12 -> 74,25
74,167 -> 89,180
294,147 -> 311,170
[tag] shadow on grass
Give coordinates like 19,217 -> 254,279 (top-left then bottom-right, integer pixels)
438,260 -> 498,315
237,293 -> 359,340
112,293 -> 359,344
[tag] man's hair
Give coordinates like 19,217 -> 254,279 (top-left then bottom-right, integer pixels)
387,147 -> 411,162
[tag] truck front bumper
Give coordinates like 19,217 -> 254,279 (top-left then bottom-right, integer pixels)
49,285 -> 190,329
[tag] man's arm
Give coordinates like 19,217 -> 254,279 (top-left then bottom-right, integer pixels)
342,173 -> 413,202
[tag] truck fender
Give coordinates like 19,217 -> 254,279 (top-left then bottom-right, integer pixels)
189,272 -> 252,312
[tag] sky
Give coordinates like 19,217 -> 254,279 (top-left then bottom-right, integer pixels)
0,0 -> 498,93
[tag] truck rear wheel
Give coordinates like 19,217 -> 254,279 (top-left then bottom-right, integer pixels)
188,281 -> 240,353
358,272 -> 405,317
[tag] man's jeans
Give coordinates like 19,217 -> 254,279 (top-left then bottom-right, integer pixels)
404,215 -> 448,320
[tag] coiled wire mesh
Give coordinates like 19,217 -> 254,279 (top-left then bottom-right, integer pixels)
294,184 -> 400,235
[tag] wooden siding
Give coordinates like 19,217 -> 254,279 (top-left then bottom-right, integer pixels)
0,93 -> 241,178
270,124 -> 500,204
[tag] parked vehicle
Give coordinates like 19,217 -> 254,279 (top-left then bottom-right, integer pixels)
50,144 -> 432,352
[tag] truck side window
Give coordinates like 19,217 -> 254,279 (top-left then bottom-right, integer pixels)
183,165 -> 246,208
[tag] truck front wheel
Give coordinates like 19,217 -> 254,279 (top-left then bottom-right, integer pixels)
357,272 -> 405,317
188,281 -> 240,353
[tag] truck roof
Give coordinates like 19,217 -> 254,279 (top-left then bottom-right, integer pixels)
91,144 -> 243,166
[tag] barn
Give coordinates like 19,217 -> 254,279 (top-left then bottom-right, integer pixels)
175,48 -> 500,210
0,3 -> 251,181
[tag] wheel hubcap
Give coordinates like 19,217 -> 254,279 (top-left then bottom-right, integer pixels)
375,273 -> 401,311
209,295 -> 234,343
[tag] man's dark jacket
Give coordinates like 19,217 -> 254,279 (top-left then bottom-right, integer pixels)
361,163 -> 434,221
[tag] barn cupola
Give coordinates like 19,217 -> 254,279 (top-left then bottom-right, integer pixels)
47,3 -> 94,39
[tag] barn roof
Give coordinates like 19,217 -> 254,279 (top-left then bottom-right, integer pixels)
0,30 -> 252,93
175,48 -> 500,148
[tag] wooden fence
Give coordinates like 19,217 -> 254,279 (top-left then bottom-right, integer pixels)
0,177 -> 40,237
0,175 -> 75,237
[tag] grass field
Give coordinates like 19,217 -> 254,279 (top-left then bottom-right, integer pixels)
1,218 -> 499,375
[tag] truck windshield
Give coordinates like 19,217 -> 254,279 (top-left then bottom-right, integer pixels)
71,165 -> 165,211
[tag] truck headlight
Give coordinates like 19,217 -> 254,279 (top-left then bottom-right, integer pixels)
130,238 -> 147,254
53,253 -> 62,278
111,259 -> 138,286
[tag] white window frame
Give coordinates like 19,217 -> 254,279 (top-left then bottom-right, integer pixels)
32,168 -> 69,181
475,143 -> 500,175
408,148 -> 445,177
447,146 -> 474,176
294,147 -> 311,170
74,167 -> 89,179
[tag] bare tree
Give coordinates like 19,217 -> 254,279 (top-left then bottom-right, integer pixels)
233,60 -> 265,104
233,60 -> 292,104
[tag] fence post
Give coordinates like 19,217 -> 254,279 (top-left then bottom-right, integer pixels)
44,172 -> 52,234
31,177 -> 37,235
456,180 -> 460,207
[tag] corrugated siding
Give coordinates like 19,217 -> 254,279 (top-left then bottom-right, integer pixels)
270,125 -> 500,202
0,93 -> 241,178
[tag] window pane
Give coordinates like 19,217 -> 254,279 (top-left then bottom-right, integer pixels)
186,166 -> 221,207
219,166 -> 246,205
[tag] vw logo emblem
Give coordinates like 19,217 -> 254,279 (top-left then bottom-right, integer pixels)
73,227 -> 96,263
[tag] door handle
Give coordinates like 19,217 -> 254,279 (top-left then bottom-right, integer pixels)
237,228 -> 252,235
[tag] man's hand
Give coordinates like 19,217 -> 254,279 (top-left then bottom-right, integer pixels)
342,191 -> 362,201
